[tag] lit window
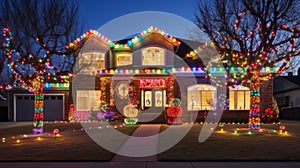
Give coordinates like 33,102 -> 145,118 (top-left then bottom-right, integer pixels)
79,52 -> 105,72
142,47 -> 164,65
188,85 -> 216,111
229,86 -> 250,110
116,53 -> 132,66
76,90 -> 101,111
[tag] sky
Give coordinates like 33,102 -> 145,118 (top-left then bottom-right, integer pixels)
78,0 -> 199,41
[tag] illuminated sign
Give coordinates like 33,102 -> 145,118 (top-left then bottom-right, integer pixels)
139,79 -> 166,87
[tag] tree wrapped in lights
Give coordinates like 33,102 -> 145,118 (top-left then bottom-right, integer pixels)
195,0 -> 300,129
0,0 -> 82,133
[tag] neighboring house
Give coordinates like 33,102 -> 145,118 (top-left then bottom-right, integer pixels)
0,91 -> 8,121
273,71 -> 300,120
7,27 -> 274,123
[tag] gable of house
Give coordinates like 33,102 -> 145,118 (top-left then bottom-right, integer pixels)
273,76 -> 300,93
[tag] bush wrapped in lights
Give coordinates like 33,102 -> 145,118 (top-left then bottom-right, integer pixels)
166,98 -> 182,125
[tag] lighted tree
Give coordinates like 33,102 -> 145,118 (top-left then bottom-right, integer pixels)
195,0 -> 300,129
0,0 -> 82,133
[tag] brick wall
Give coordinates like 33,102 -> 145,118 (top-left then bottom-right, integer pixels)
260,79 -> 273,113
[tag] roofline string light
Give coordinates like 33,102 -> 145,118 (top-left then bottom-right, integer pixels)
110,26 -> 181,49
66,29 -> 113,49
94,66 -> 277,76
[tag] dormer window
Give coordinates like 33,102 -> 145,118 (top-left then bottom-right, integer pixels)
116,53 -> 132,66
142,47 -> 165,65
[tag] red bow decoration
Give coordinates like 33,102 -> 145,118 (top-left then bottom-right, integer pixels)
262,108 -> 273,119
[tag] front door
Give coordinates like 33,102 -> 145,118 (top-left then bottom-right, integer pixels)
139,89 -> 166,123
141,89 -> 166,113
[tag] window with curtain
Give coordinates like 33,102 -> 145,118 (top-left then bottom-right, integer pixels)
142,47 -> 165,65
76,90 -> 101,111
229,86 -> 250,110
79,52 -> 105,72
187,85 -> 216,111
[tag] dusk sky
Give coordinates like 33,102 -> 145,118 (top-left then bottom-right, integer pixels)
78,0 -> 199,40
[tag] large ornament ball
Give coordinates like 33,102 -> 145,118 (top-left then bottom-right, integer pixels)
279,125 -> 285,131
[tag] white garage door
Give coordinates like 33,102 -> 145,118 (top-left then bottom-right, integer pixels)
15,94 -> 64,121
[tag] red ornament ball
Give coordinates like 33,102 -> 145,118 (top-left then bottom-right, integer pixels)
279,125 -> 286,131
53,129 -> 59,134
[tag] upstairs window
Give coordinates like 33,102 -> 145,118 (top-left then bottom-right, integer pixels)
79,52 -> 105,72
142,47 -> 165,65
116,53 -> 132,66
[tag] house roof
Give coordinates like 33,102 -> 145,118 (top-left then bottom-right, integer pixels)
0,91 -> 7,101
280,76 -> 300,86
273,76 -> 300,93
72,27 -> 218,73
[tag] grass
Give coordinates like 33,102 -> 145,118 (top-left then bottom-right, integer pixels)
0,122 -> 138,161
1,120 -> 300,161
157,121 -> 300,161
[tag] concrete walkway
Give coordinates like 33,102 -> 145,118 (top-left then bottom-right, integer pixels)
112,124 -> 161,161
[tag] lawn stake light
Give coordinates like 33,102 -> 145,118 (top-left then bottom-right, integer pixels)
279,125 -> 286,134
53,129 -> 59,138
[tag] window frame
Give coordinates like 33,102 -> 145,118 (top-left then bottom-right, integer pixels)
187,84 -> 217,111
141,46 -> 165,66
78,51 -> 105,72
229,86 -> 250,110
76,90 -> 101,111
116,52 -> 133,66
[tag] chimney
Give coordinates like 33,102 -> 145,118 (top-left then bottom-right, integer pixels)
288,72 -> 293,76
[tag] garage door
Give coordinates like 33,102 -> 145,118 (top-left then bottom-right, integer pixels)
15,94 -> 64,121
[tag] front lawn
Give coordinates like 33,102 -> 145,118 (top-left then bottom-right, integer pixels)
0,122 -> 138,161
157,121 -> 300,161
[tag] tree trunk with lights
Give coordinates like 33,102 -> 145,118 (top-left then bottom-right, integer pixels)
32,76 -> 44,134
249,72 -> 261,129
